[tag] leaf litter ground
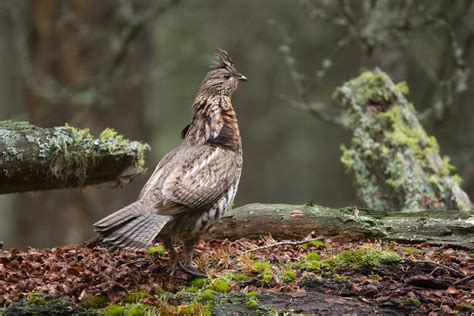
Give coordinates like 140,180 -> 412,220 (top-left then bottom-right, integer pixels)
0,238 -> 473,314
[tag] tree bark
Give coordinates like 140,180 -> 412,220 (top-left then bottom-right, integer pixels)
205,203 -> 474,249
0,120 -> 149,194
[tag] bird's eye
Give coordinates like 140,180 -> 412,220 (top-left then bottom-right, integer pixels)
224,74 -> 230,79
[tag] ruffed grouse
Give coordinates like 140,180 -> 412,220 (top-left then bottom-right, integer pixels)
94,50 -> 246,277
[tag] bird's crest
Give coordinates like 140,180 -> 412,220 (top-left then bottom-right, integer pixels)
212,49 -> 235,71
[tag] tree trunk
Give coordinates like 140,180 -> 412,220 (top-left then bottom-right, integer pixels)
205,203 -> 474,249
335,69 -> 471,212
5,0 -> 166,248
0,120 -> 149,194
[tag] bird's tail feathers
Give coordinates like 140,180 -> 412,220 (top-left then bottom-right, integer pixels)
93,201 -> 171,250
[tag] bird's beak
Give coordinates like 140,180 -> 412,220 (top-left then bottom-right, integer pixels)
238,74 -> 248,81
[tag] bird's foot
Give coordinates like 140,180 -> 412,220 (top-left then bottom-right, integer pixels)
166,256 -> 179,276
178,260 -> 207,278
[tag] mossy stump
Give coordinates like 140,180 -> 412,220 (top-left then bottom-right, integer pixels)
334,69 -> 471,212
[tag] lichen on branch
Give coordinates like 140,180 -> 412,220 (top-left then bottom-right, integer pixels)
0,120 -> 150,194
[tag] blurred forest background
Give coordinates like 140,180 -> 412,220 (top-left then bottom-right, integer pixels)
0,0 -> 473,249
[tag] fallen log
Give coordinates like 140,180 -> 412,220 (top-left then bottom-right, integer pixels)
0,120 -> 149,194
205,203 -> 474,249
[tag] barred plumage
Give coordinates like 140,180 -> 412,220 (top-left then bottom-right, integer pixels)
93,50 -> 246,277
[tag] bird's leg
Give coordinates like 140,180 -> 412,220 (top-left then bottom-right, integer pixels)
179,237 -> 207,278
162,238 -> 178,275
183,237 -> 198,266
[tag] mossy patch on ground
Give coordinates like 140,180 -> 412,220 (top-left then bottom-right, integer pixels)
79,295 -> 108,309
8,293 -> 89,315
323,247 -> 402,269
2,240 -> 470,315
147,245 -> 166,256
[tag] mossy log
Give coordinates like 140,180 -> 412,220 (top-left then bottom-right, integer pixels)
334,69 -> 471,212
2,291 -> 426,315
0,120 -> 149,194
205,203 -> 474,249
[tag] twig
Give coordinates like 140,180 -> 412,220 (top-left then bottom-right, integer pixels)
121,258 -> 152,268
243,237 -> 324,254
453,274 -> 474,285
410,259 -> 463,277
98,271 -> 126,288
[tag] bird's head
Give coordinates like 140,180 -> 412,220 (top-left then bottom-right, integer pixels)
198,49 -> 247,97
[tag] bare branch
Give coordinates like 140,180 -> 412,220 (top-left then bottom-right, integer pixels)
273,21 -> 346,128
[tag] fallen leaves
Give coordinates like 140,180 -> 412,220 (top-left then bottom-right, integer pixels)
0,239 -> 472,314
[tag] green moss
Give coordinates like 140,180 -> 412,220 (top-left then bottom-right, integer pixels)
200,289 -> 216,301
227,272 -> 248,281
324,247 -> 402,269
147,245 -> 166,256
291,252 -> 323,271
261,270 -> 273,283
253,261 -> 273,283
26,292 -> 47,305
178,302 -> 210,315
191,277 -> 207,289
281,269 -> 297,283
153,287 -> 166,296
331,273 -> 349,282
253,261 -> 272,272
0,120 -> 33,130
123,290 -> 148,303
9,294 -> 88,315
304,261 -> 321,271
380,107 -> 442,172
79,295 -> 108,309
403,247 -> 424,255
65,124 -> 146,182
457,304 -> 474,312
245,291 -> 260,309
337,70 -> 395,105
340,144 -> 354,171
100,128 -> 122,140
306,252 -> 321,262
401,297 -> 421,307
126,303 -> 147,316
395,81 -> 409,95
185,277 -> 211,293
210,278 -> 230,293
102,304 -> 125,316
304,252 -> 322,271
303,240 -> 325,248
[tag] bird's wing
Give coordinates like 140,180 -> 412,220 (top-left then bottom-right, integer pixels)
138,147 -> 180,200
159,145 -> 240,213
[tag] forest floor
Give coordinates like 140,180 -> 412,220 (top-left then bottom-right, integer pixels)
0,237 -> 473,315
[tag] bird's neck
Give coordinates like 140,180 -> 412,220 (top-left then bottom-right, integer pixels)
185,95 -> 241,152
